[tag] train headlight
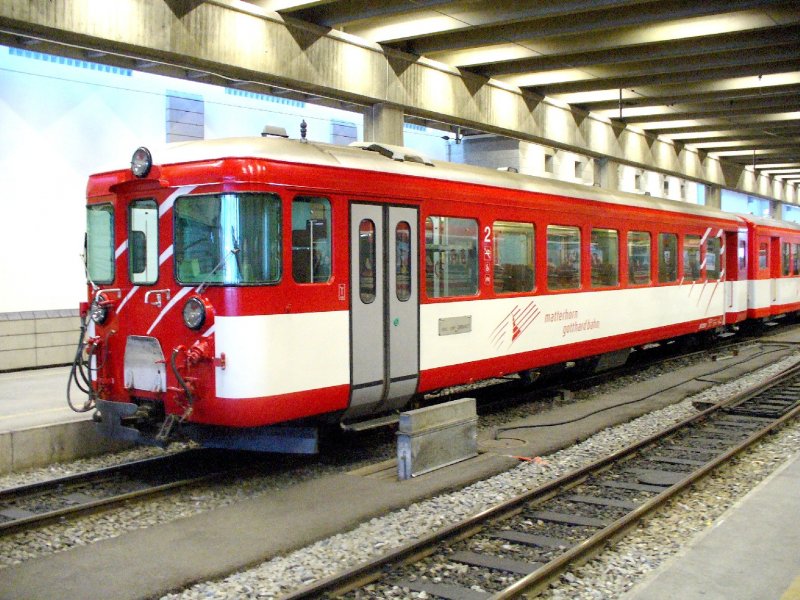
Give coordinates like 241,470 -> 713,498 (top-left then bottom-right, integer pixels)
130,146 -> 152,178
89,295 -> 109,325
183,297 -> 206,330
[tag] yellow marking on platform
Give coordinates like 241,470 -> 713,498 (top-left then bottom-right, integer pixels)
781,573 -> 800,600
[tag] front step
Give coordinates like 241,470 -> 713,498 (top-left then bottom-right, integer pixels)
340,413 -> 399,432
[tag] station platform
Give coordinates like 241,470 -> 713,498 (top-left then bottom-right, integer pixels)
0,366 -> 126,474
624,450 -> 800,600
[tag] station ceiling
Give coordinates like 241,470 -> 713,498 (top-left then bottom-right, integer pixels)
249,0 -> 800,183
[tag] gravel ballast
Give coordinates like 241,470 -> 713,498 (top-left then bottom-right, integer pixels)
160,352 -> 800,600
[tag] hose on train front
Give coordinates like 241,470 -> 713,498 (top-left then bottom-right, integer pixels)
66,313 -> 96,413
170,346 -> 195,420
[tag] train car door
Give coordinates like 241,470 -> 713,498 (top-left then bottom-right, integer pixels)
347,203 -> 419,421
771,236 -> 781,305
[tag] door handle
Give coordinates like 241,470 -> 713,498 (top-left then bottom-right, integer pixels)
144,289 -> 171,308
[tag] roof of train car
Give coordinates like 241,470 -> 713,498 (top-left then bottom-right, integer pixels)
736,213 -> 800,233
108,136 -> 745,225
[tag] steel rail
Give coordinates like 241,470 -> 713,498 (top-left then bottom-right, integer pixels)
280,360 -> 800,600
494,388 -> 800,598
0,448 -> 253,536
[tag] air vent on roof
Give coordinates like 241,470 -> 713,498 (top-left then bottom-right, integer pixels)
350,142 -> 434,166
261,125 -> 289,138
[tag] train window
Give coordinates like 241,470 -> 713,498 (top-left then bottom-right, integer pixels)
129,199 -> 158,285
174,193 -> 281,285
86,204 -> 114,285
782,242 -> 791,277
739,241 -> 747,271
396,222 -> 412,302
658,233 -> 678,283
706,237 -> 721,280
292,197 -> 331,284
684,235 -> 702,282
627,231 -> 651,285
794,244 -> 800,275
759,243 -> 768,270
358,219 -> 377,303
547,225 -> 581,290
590,229 -> 619,288
425,216 -> 478,298
493,221 -> 534,294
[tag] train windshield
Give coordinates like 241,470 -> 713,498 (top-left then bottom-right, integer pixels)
174,192 -> 281,285
86,204 -> 115,284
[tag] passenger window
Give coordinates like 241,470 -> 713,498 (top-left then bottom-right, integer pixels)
759,243 -> 769,270
547,225 -> 581,290
358,219 -> 376,304
590,228 -> 619,288
425,216 -> 478,298
706,237 -> 721,280
292,197 -> 331,283
794,244 -> 800,275
129,198 -> 158,285
396,222 -> 412,302
684,235 -> 702,282
782,242 -> 791,276
658,233 -> 678,283
493,221 -> 534,294
627,231 -> 651,285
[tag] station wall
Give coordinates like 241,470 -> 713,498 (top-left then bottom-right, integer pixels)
0,44 -> 449,369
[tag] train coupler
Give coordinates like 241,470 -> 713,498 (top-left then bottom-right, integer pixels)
156,414 -> 180,442
155,404 -> 193,443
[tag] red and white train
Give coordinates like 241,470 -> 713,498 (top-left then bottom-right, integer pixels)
70,133 -> 800,452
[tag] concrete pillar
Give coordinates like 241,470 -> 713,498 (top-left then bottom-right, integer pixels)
364,103 -> 404,146
705,185 -> 722,210
594,158 -> 620,192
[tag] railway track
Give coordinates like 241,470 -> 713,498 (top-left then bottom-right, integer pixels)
281,359 -> 800,599
2,340 -> 792,542
0,448 -> 263,536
